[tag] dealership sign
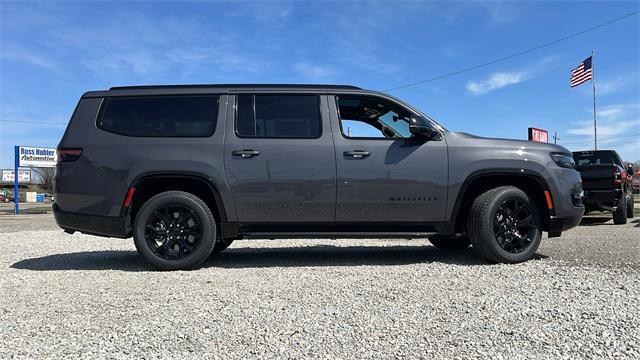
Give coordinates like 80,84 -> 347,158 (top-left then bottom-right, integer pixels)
2,169 -> 31,183
528,127 -> 548,143
18,146 -> 57,167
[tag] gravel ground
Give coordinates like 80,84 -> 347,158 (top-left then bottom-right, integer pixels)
0,216 -> 639,359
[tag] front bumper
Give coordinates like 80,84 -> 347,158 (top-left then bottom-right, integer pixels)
547,213 -> 583,234
53,203 -> 128,238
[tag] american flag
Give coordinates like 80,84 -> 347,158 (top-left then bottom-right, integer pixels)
570,56 -> 593,87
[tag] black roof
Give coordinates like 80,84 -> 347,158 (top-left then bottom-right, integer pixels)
109,84 -> 361,90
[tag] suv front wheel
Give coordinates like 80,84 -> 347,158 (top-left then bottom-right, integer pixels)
467,186 -> 542,263
133,191 -> 216,270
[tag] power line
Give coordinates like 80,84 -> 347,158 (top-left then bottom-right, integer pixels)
383,10 -> 640,92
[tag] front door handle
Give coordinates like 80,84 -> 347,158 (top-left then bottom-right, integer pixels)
232,149 -> 261,158
343,150 -> 370,158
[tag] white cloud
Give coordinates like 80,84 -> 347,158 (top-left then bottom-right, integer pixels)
598,74 -> 638,96
294,62 -> 335,81
477,1 -> 522,24
0,46 -> 59,71
596,103 -> 639,120
567,119 -> 640,136
225,1 -> 293,24
48,14 -> 265,78
565,103 -> 640,161
2,9 -> 266,80
465,71 -> 530,95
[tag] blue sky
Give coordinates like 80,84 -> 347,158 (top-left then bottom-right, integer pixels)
1,1 -> 639,168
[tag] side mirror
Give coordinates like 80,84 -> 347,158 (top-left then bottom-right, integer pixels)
627,164 -> 634,175
409,117 -> 439,140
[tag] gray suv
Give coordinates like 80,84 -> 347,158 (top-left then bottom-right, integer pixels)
54,84 -> 584,270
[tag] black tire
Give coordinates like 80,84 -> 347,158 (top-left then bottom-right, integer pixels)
627,193 -> 634,219
467,186 -> 542,263
428,234 -> 471,250
133,191 -> 216,270
613,195 -> 627,224
212,237 -> 234,254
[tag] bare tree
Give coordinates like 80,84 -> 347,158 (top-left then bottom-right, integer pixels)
33,167 -> 56,193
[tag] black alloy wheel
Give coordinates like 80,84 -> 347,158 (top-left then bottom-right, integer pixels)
133,191 -> 216,270
145,204 -> 202,260
467,186 -> 542,263
493,198 -> 536,254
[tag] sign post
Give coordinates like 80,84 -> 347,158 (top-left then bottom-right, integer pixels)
14,146 -> 19,215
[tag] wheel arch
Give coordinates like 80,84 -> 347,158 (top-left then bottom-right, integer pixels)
123,172 -> 228,235
450,170 -> 555,232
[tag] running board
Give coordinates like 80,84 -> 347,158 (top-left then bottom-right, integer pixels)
241,232 -> 437,240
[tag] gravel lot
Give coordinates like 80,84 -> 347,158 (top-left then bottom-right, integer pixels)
1,215 -> 639,359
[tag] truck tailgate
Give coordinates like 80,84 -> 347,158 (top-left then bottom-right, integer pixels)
575,164 -> 614,190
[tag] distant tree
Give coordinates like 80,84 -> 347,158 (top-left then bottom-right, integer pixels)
33,167 -> 56,193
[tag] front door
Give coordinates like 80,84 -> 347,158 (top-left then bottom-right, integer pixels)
224,94 -> 336,224
330,94 -> 448,223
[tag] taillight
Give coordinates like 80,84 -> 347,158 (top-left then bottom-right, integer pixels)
613,167 -> 622,186
56,147 -> 83,162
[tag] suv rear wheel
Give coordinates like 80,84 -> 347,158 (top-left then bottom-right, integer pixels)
133,191 -> 216,270
467,186 -> 542,263
626,193 -> 634,219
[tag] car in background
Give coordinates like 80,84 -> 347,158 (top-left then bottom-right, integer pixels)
572,150 -> 634,224
0,192 -> 13,203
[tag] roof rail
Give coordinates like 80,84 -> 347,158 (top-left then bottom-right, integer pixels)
109,84 -> 362,90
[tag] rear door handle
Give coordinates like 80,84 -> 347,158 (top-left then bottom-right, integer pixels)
343,150 -> 370,158
232,149 -> 261,158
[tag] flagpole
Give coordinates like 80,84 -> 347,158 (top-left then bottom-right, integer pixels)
592,49 -> 597,150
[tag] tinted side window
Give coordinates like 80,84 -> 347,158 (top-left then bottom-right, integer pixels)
98,95 -> 219,137
236,95 -> 321,138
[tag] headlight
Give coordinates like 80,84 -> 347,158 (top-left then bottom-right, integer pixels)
550,152 -> 575,169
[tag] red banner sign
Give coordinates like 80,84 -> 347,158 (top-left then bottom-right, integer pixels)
528,127 -> 548,143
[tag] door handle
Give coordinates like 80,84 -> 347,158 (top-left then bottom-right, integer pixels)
232,149 -> 261,158
343,150 -> 370,158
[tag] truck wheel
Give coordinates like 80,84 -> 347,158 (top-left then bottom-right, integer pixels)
467,186 -> 542,263
133,191 -> 216,270
627,193 -> 635,219
428,234 -> 470,250
613,196 -> 627,224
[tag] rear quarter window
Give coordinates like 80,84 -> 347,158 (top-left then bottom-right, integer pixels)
97,95 -> 219,137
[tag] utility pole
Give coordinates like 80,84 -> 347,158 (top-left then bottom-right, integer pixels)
553,131 -> 560,144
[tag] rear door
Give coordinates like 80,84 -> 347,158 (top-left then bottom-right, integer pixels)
329,94 -> 448,223
223,93 -> 336,224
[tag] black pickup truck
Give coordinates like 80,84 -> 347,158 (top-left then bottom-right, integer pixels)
573,150 -> 635,224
